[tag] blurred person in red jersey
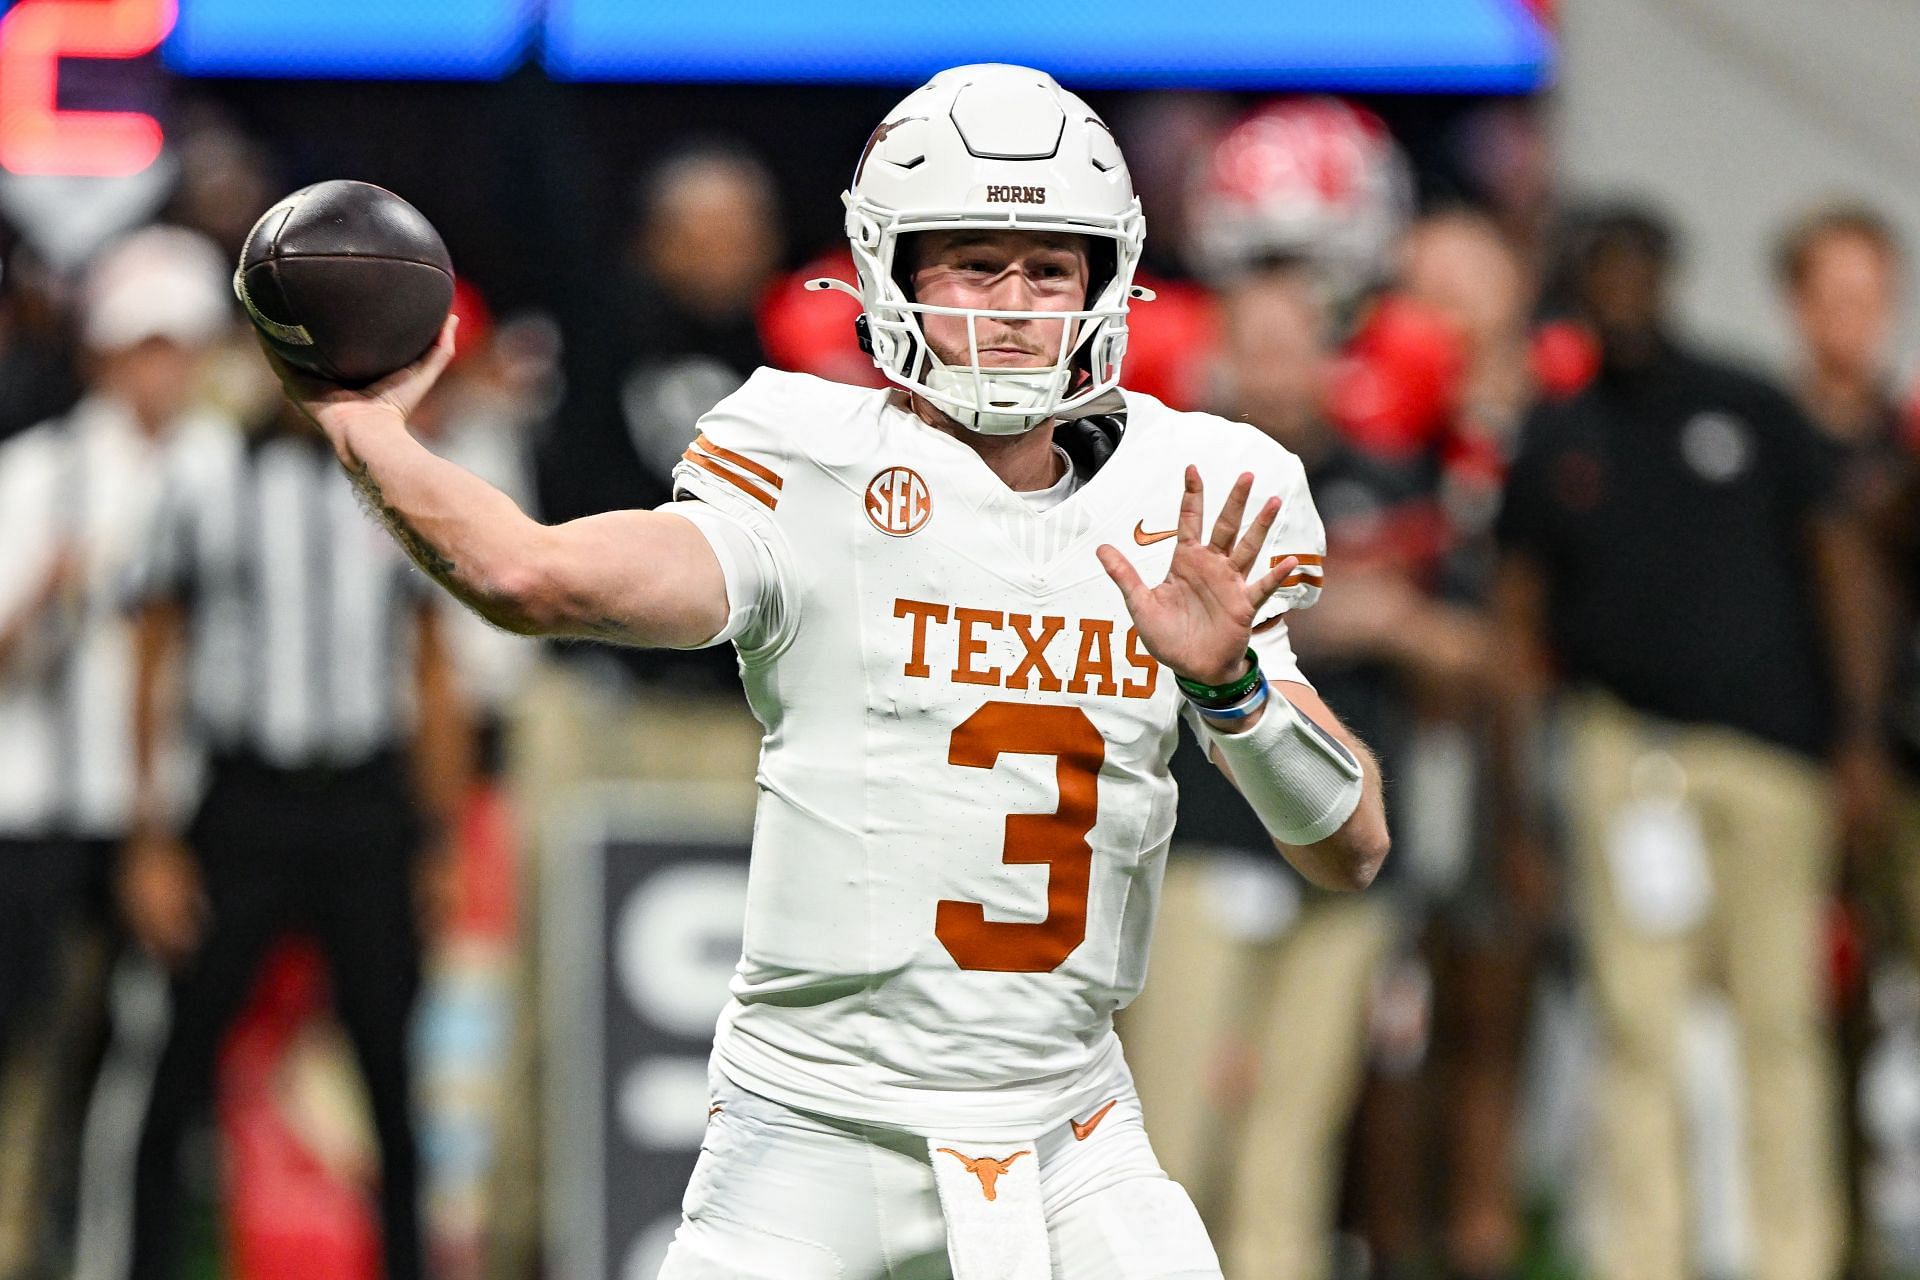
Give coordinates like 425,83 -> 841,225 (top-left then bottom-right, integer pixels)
1121,102 -> 1496,1274
1178,99 -> 1571,1280
0,226 -> 232,1278
392,280 -> 556,1279
1494,205 -> 1883,1280
1185,98 -> 1478,479
410,282 -> 550,743
1120,260 -> 1485,1280
1394,207 -> 1574,1280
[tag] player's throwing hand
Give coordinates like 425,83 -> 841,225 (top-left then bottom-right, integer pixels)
1095,466 -> 1299,687
259,314 -> 459,456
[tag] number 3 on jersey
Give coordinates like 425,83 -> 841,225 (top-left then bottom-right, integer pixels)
935,701 -> 1104,973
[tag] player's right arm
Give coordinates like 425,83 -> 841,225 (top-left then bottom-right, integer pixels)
267,318 -> 731,648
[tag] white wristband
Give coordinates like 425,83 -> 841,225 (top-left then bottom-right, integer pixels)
1204,690 -> 1364,846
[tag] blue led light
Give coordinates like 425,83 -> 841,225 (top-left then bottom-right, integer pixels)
164,0 -> 537,79
157,0 -> 1552,89
543,0 -> 1554,91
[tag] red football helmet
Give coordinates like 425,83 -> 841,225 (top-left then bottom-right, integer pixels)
1187,97 -> 1412,304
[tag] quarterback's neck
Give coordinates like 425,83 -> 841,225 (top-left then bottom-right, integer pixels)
905,392 -> 1065,492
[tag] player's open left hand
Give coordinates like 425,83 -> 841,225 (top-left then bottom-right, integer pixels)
259,314 -> 459,454
1096,466 -> 1298,687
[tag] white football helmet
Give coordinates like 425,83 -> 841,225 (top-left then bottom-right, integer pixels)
808,64 -> 1148,435
1187,97 -> 1412,304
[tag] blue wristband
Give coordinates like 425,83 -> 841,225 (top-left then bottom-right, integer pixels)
1191,672 -> 1271,725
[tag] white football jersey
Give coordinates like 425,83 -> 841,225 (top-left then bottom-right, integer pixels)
670,369 -> 1326,1140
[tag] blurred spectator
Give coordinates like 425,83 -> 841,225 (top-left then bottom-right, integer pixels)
161,103 -> 282,263
1111,91 -> 1234,279
1122,265 -> 1482,1280
1776,202 -> 1915,1269
1777,204 -> 1910,470
1493,204 -> 1881,1280
1445,100 -> 1556,276
1401,210 -> 1538,462
495,145 -> 780,1279
0,226 -> 229,1277
538,141 -> 781,692
113,382 -> 474,1280
1393,208 -> 1552,1280
541,139 -> 779,516
758,246 -> 890,389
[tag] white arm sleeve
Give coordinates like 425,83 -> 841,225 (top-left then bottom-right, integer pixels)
1202,690 -> 1364,846
657,498 -> 792,654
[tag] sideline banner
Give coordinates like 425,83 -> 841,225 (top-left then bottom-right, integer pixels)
542,784 -> 753,1280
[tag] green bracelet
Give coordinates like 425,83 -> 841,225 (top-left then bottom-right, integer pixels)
1174,649 -> 1262,707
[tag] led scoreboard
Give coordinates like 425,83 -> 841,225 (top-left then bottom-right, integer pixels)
0,0 -> 1553,172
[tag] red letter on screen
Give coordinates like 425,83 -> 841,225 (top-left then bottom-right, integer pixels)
0,0 -> 176,177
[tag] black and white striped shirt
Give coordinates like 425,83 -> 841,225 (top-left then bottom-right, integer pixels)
0,396 -> 178,838
131,420 -> 435,770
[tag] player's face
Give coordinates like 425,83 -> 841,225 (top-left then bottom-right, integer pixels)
909,231 -> 1090,370
1221,270 -> 1333,451
1791,232 -> 1897,378
92,335 -> 207,430
1579,242 -> 1665,353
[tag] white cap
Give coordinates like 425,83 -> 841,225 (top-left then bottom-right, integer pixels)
81,225 -> 232,352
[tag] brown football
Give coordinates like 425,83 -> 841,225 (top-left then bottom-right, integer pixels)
234,180 -> 453,387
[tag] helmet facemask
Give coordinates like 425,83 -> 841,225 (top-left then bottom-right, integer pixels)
821,203 -> 1145,435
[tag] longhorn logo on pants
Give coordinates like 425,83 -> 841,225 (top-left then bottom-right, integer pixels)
937,1148 -> 1032,1202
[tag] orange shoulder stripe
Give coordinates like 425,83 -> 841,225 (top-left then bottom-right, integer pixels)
681,448 -> 778,510
694,434 -> 783,490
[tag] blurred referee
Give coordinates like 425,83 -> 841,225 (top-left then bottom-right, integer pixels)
0,227 -> 232,1275
114,392 -> 471,1280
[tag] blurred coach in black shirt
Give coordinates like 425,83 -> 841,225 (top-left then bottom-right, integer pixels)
1493,207 -> 1881,1280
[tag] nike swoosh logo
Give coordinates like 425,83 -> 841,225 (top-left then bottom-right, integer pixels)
1133,522 -> 1177,546
1071,1099 -> 1118,1141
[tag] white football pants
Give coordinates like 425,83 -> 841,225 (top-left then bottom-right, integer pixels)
657,1068 -> 1222,1280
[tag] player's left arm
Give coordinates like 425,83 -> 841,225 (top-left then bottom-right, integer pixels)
1098,463 -> 1389,891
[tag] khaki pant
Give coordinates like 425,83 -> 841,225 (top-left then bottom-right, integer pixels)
1122,856 -> 1392,1280
1566,693 -> 1841,1280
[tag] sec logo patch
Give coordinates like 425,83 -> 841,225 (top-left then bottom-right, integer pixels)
865,466 -> 931,537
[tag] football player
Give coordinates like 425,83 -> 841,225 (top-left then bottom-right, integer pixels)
261,64 -> 1388,1280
